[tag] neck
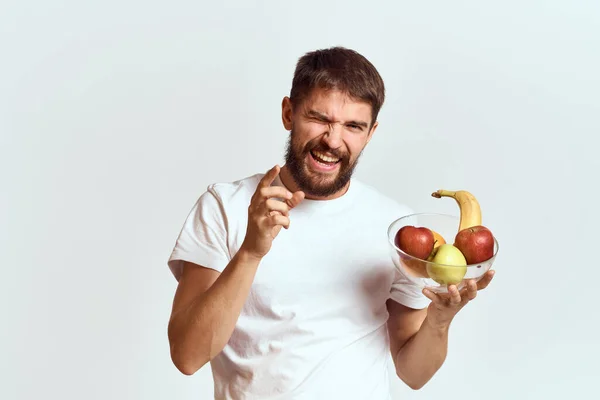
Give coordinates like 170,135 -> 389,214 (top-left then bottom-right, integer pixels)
279,164 -> 350,201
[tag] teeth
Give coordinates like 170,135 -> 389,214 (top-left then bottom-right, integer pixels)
312,150 -> 340,163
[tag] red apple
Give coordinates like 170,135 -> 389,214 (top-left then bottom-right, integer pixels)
453,225 -> 495,264
395,226 -> 435,260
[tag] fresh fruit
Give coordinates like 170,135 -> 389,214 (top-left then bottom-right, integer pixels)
426,246 -> 438,261
454,225 -> 495,264
427,244 -> 467,285
431,189 -> 482,231
395,225 -> 435,260
431,230 -> 446,249
427,230 -> 446,261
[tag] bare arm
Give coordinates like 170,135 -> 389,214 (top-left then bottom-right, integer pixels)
167,251 -> 261,375
386,300 -> 447,390
387,272 -> 495,389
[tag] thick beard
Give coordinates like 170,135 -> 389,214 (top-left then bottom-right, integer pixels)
283,129 -> 361,197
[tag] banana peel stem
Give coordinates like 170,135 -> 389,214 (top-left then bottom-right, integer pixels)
431,190 -> 457,199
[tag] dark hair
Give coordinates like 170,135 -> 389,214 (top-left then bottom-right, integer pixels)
289,46 -> 385,127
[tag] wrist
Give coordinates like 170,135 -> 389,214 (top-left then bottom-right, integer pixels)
424,315 -> 451,336
237,246 -> 264,265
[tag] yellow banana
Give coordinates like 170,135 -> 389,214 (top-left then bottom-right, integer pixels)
431,189 -> 482,231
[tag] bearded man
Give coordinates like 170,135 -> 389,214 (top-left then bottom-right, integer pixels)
166,46 -> 494,400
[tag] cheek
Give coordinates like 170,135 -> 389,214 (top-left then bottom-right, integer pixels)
345,137 -> 366,157
295,124 -> 323,146
304,123 -> 327,139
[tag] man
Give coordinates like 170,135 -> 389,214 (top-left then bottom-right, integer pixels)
166,46 -> 494,399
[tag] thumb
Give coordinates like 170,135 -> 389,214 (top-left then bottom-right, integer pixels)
287,191 -> 305,209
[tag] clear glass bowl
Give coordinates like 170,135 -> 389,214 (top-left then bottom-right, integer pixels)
387,213 -> 499,293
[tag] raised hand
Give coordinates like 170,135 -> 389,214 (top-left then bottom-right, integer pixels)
240,165 -> 304,260
422,270 -> 495,329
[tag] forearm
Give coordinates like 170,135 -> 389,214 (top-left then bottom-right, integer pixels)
394,316 -> 450,390
168,249 -> 261,374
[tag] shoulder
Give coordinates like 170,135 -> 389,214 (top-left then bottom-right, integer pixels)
203,172 -> 263,206
179,172 -> 262,233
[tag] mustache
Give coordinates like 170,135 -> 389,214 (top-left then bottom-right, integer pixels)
306,144 -> 347,159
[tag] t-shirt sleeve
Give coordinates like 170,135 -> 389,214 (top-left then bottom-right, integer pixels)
167,185 -> 231,281
389,268 -> 431,310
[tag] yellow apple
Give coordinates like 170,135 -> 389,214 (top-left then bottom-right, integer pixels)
427,244 -> 467,285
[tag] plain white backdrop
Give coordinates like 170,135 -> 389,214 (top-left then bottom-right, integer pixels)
2,1 -> 599,399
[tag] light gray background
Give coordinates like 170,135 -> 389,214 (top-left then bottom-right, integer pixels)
2,1 -> 599,399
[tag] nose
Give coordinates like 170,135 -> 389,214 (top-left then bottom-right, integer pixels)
323,123 -> 343,150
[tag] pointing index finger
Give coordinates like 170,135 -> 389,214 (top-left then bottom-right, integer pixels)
259,165 -> 281,188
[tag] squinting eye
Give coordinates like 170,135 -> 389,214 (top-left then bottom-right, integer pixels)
348,124 -> 362,131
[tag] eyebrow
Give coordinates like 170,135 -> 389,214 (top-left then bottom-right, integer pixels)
306,110 -> 369,128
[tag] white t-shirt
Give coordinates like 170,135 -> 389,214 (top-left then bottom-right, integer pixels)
168,172 -> 430,400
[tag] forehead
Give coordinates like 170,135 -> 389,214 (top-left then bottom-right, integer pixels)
299,88 -> 372,121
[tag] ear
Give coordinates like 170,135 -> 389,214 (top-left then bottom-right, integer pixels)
281,96 -> 293,130
366,121 -> 378,144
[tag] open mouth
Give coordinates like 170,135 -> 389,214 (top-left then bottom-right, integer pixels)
310,150 -> 341,167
